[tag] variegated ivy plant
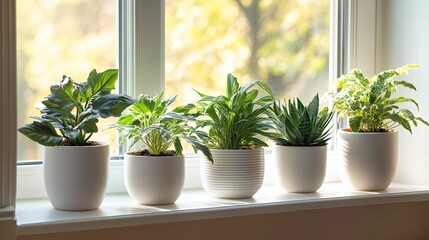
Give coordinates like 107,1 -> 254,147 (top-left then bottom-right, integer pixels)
331,64 -> 429,133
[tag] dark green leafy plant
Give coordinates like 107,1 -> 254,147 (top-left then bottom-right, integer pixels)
193,73 -> 274,149
18,69 -> 135,146
267,94 -> 333,146
111,93 -> 213,162
331,64 -> 429,133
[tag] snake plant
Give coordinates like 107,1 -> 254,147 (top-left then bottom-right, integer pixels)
267,94 -> 333,146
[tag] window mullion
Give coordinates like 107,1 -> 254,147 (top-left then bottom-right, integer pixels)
120,0 -> 164,98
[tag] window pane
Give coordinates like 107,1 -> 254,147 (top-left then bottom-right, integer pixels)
17,0 -> 118,161
165,0 -> 330,104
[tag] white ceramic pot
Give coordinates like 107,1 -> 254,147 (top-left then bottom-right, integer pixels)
124,154 -> 184,205
200,149 -> 264,199
273,144 -> 326,193
43,143 -> 109,211
337,129 -> 398,191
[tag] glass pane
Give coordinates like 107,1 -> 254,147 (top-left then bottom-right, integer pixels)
17,0 -> 118,161
166,0 -> 330,105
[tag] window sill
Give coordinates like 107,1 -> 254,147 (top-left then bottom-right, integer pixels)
15,182 -> 429,236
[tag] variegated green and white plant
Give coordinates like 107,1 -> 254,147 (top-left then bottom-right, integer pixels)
331,64 -> 429,133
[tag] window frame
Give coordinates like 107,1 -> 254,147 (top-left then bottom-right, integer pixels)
11,0 -> 378,200
0,0 -> 17,208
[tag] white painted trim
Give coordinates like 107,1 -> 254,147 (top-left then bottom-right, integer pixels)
330,0 -> 351,140
0,0 -> 17,209
348,0 -> 381,75
16,183 -> 429,236
120,0 -> 164,98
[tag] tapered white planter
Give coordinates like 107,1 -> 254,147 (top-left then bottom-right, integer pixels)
273,144 -> 326,193
43,143 -> 109,211
125,154 -> 185,205
337,129 -> 398,191
200,149 -> 264,199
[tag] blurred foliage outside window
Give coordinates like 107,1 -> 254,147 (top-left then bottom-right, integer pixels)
165,0 -> 330,107
17,0 -> 118,161
17,0 -> 329,161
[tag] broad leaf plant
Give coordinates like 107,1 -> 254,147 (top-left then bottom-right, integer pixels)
112,93 -> 213,162
331,64 -> 429,133
18,69 -> 135,146
193,73 -> 274,149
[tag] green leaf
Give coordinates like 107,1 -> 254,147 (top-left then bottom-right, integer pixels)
416,117 -> 429,127
173,138 -> 183,156
393,80 -> 416,91
349,116 -> 362,132
387,113 -> 412,134
395,64 -> 420,75
92,94 -> 135,118
87,69 -> 118,96
45,76 -> 76,110
18,121 -> 63,146
183,136 -> 213,163
226,73 -> 239,98
256,80 -> 274,97
75,117 -> 99,133
298,110 -> 311,140
307,94 -> 319,121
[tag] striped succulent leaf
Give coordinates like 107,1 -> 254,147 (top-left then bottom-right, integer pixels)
268,94 -> 333,146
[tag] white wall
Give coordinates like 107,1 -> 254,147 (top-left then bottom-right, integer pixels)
381,0 -> 429,184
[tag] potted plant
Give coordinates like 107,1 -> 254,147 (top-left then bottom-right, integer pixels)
112,93 -> 212,205
193,73 -> 273,199
267,94 -> 333,193
18,69 -> 135,210
331,64 -> 429,191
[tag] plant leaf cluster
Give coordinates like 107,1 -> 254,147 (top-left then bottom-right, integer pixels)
331,64 -> 429,133
193,74 -> 274,149
112,93 -> 213,162
267,94 -> 333,146
18,69 -> 135,146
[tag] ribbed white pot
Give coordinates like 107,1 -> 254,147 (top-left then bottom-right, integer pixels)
200,149 -> 264,199
337,129 -> 398,191
43,143 -> 109,211
124,154 -> 184,205
273,144 -> 326,193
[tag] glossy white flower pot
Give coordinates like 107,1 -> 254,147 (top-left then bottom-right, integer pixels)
337,129 -> 398,191
43,143 -> 109,211
124,154 -> 185,205
200,149 -> 264,199
273,144 -> 326,193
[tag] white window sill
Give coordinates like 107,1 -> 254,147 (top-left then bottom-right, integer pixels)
15,182 -> 429,236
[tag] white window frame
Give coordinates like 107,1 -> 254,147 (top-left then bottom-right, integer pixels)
10,0 -> 382,200
0,0 -> 17,209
